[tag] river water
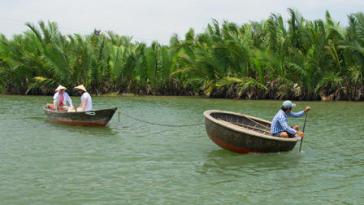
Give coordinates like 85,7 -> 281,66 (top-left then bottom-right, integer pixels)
0,95 -> 363,204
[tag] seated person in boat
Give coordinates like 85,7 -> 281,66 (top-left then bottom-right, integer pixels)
271,100 -> 310,138
48,85 -> 73,111
74,84 -> 93,112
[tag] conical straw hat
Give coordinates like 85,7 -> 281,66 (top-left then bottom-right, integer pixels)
55,85 -> 67,92
74,84 -> 87,92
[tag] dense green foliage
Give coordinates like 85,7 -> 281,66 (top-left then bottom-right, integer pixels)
1,10 -> 363,100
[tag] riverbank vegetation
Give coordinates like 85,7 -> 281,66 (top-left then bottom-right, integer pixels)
0,9 -> 363,100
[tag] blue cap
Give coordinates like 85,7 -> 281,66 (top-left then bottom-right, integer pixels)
282,100 -> 296,109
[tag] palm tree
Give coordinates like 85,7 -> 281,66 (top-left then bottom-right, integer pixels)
0,11 -> 363,100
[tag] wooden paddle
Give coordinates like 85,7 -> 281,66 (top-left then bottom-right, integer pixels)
299,112 -> 308,152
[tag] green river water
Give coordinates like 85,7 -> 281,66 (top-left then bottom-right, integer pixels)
0,95 -> 363,205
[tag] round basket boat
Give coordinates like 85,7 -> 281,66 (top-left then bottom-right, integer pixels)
203,110 -> 299,153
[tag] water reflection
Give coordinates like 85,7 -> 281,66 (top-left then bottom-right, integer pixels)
45,122 -> 118,137
197,149 -> 302,176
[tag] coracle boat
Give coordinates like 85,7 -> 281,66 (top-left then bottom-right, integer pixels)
43,107 -> 117,127
203,110 -> 300,153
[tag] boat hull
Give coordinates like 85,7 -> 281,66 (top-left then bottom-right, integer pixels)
204,110 -> 298,153
44,107 -> 117,127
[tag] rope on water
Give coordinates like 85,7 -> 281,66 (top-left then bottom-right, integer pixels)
118,111 -> 204,127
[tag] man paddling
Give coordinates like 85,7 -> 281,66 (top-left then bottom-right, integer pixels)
271,100 -> 311,138
74,84 -> 93,111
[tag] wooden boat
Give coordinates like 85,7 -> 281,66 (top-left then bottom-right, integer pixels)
43,107 -> 117,126
203,110 -> 300,153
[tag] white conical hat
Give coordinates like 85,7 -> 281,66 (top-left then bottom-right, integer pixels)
55,85 -> 67,92
74,84 -> 87,92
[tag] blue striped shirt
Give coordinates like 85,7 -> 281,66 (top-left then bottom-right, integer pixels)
271,109 -> 305,135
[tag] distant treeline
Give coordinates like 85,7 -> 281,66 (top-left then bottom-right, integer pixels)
0,9 -> 363,100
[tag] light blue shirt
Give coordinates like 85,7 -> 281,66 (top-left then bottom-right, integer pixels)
271,109 -> 304,135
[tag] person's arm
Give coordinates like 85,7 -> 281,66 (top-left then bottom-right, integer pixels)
278,116 -> 297,135
288,106 -> 311,117
288,110 -> 305,117
80,100 -> 86,109
78,95 -> 87,110
53,93 -> 58,109
66,93 -> 73,107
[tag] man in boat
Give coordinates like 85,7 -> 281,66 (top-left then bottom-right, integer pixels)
49,85 -> 73,111
271,100 -> 311,138
74,84 -> 93,111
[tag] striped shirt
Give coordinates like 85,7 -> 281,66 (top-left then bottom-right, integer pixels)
271,109 -> 304,135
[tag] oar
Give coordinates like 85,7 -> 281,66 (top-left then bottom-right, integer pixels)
299,113 -> 308,152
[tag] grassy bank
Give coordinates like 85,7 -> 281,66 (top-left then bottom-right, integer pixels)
0,9 -> 363,100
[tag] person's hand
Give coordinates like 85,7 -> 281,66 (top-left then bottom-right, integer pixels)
304,106 -> 311,113
296,131 -> 304,138
292,124 -> 300,131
